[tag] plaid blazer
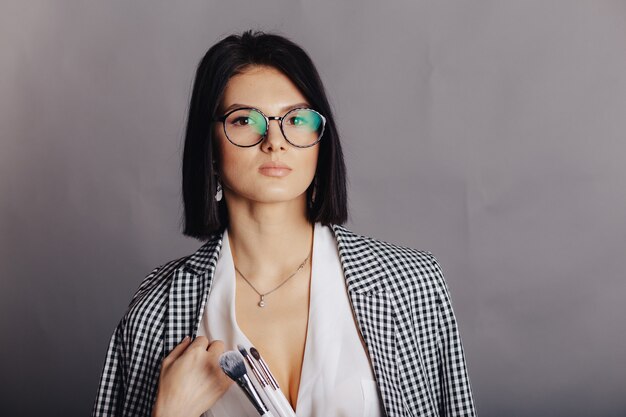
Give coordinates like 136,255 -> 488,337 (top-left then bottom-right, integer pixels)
92,224 -> 476,417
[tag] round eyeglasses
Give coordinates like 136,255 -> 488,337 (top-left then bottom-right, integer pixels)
214,107 -> 326,148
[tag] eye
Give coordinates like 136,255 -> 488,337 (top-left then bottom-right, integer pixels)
287,115 -> 307,126
284,109 -> 322,131
230,116 -> 256,126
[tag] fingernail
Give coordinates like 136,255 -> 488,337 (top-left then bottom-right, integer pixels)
183,336 -> 190,342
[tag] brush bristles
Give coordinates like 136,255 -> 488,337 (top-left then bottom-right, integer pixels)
237,344 -> 249,357
219,351 -> 247,380
250,346 -> 261,360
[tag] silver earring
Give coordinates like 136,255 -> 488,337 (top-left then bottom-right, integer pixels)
215,179 -> 223,202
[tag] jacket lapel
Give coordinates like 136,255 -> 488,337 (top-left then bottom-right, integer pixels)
163,231 -> 223,354
330,224 -> 405,417
331,224 -> 436,417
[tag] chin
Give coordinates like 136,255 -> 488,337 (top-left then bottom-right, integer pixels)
251,188 -> 306,203
226,182 -> 308,204
257,193 -> 303,204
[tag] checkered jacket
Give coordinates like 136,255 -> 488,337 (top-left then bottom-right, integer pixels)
92,224 -> 476,417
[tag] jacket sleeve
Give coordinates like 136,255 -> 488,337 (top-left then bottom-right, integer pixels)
92,265 -> 165,417
92,319 -> 127,416
427,252 -> 477,416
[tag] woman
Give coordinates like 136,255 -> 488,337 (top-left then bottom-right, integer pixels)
93,30 -> 476,417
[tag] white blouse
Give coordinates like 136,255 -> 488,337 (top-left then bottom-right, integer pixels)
197,222 -> 384,417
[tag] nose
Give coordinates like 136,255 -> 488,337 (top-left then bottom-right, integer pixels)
260,118 -> 288,152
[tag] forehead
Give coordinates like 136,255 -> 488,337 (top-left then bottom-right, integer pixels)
220,66 -> 309,113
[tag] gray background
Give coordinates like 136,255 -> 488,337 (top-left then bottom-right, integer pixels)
1,1 -> 625,416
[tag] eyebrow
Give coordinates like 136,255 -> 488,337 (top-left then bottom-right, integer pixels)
222,102 -> 311,114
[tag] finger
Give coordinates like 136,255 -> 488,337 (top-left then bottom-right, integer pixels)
189,335 -> 211,351
163,335 -> 191,365
205,341 -> 232,387
206,340 -> 226,356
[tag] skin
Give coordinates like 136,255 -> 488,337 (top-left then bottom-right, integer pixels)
153,337 -> 231,417
153,65 -> 319,416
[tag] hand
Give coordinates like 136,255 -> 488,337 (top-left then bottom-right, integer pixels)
152,336 -> 233,417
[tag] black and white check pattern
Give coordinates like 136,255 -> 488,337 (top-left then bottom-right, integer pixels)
92,224 -> 476,417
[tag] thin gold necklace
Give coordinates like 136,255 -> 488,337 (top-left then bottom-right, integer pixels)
235,251 -> 311,308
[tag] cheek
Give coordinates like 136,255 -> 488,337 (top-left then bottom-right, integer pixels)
213,137 -> 256,190
219,147 -> 249,184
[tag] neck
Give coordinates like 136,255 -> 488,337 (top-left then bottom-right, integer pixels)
224,192 -> 314,288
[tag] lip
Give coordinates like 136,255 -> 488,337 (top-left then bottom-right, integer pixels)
259,161 -> 292,169
258,162 -> 292,177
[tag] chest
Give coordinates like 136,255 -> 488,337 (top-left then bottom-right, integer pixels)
234,266 -> 312,408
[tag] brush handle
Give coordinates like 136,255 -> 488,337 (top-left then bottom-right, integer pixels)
249,349 -> 296,417
236,374 -> 271,416
274,389 -> 297,417
263,386 -> 290,417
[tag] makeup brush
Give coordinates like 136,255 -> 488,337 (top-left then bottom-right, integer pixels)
250,347 -> 297,417
219,351 -> 274,417
237,344 -> 268,386
238,345 -> 291,417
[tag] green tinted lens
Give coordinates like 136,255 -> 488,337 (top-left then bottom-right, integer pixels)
248,110 -> 266,135
290,109 -> 322,131
283,109 -> 324,146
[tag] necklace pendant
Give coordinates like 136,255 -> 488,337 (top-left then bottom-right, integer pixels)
258,295 -> 266,308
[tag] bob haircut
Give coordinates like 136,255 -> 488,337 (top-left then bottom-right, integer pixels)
182,30 -> 348,240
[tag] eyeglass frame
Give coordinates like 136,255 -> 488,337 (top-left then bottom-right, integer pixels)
213,106 -> 327,148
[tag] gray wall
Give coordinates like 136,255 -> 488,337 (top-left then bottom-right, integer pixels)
1,1 -> 625,416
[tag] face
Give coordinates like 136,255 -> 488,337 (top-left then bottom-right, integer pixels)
213,65 -> 320,206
